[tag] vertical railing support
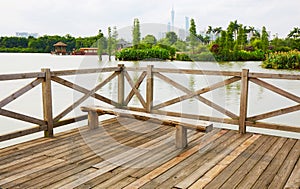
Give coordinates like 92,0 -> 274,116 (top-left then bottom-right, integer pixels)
146,65 -> 154,113
239,69 -> 249,134
41,68 -> 54,137
118,64 -> 125,107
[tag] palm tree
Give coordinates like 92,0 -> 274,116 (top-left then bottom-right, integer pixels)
213,27 -> 222,39
229,20 -> 239,40
287,27 -> 300,39
206,26 -> 213,42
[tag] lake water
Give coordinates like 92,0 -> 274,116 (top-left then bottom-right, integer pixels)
0,53 -> 300,147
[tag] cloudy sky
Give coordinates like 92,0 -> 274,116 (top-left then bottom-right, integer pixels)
0,0 -> 299,38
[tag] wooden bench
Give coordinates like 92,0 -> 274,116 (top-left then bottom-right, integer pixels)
81,106 -> 213,149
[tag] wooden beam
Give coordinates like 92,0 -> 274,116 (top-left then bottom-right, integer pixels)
53,115 -> 88,128
250,78 -> 300,103
118,64 -> 125,107
41,68 -> 54,137
146,65 -> 154,113
176,125 -> 187,149
87,111 -> 99,129
249,72 -> 300,80
50,67 -> 120,76
51,76 -> 119,107
239,69 -> 249,134
124,71 -> 147,106
0,72 -> 45,81
0,78 -> 43,108
0,108 -> 46,126
152,68 -> 242,77
247,104 -> 300,122
124,71 -> 147,108
53,72 -> 117,122
0,125 -> 47,142
80,106 -> 213,132
153,73 -> 239,118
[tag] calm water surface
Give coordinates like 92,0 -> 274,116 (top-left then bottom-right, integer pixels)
0,53 -> 299,147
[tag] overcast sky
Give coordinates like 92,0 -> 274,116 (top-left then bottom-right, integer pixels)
0,0 -> 299,38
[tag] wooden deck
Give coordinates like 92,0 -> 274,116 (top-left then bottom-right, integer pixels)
0,117 -> 299,189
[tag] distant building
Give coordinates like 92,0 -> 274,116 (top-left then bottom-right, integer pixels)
53,41 -> 67,55
185,16 -> 189,33
167,22 -> 171,32
16,32 -> 38,38
171,6 -> 175,31
117,39 -> 132,49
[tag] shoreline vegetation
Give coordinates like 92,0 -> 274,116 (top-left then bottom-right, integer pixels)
0,19 -> 299,69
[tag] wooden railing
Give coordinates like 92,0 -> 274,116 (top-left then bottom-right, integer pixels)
0,64 -> 300,142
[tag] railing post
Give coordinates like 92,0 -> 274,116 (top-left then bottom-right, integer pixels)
118,64 -> 125,107
146,65 -> 154,113
41,68 -> 54,137
239,69 -> 249,134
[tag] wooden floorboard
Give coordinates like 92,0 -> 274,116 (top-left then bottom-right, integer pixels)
0,117 -> 299,189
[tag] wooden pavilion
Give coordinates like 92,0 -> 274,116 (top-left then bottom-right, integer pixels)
53,41 -> 67,55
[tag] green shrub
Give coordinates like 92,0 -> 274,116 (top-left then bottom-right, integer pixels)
115,47 -> 170,61
262,50 -> 300,69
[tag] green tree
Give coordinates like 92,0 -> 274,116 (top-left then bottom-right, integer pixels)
261,26 -> 269,51
287,27 -> 300,39
165,31 -> 178,45
141,34 -> 157,46
107,27 -> 112,61
226,25 -> 234,51
112,26 -> 118,53
132,18 -> 141,46
189,18 -> 197,53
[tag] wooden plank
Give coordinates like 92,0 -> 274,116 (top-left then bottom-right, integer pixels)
0,78 -> 43,108
187,134 -> 261,189
247,104 -> 300,122
124,71 -> 147,106
0,119 -> 141,187
152,68 -> 241,77
53,72 -> 117,122
251,138 -> 297,189
59,124 -> 179,189
269,140 -> 300,189
0,72 -> 45,81
250,78 -> 300,103
50,67 -> 120,76
0,157 -> 65,186
175,125 -> 187,149
0,125 -> 47,142
124,67 -> 147,72
284,141 -> 300,189
152,110 -> 239,125
88,131 -> 204,188
249,72 -> 300,80
153,131 -> 248,189
118,64 -> 125,106
246,121 -> 300,133
51,76 -> 119,107
41,68 -> 54,137
219,136 -> 279,189
203,135 -> 269,189
0,108 -> 46,126
146,65 -> 153,113
53,114 -> 88,128
81,106 -> 212,132
122,129 -> 228,189
239,69 -> 249,134
124,71 -> 147,108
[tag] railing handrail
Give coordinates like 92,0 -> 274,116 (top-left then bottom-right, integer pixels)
0,65 -> 300,142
